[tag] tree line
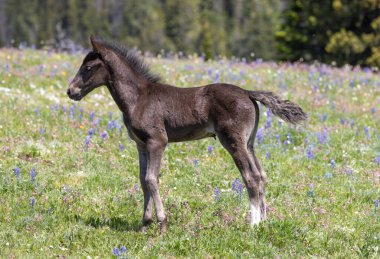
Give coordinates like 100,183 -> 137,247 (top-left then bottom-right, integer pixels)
0,0 -> 379,67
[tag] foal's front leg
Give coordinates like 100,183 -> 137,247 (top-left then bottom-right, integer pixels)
137,145 -> 153,229
144,139 -> 167,234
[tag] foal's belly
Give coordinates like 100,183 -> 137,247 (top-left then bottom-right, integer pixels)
166,121 -> 216,142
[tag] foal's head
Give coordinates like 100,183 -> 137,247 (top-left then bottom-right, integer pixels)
67,37 -> 111,101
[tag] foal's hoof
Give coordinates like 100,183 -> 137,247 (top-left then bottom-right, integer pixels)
159,219 -> 168,234
141,219 -> 153,232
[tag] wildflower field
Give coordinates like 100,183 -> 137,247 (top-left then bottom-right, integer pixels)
0,48 -> 379,258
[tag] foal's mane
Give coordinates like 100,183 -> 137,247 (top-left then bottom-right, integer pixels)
95,38 -> 160,84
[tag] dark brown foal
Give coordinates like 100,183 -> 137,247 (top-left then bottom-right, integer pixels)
67,36 -> 307,233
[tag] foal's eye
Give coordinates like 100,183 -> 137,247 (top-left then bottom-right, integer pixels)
86,66 -> 92,71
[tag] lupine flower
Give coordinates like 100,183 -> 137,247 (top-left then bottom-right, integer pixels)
257,128 -> 264,144
113,247 -> 119,256
13,167 -> 21,180
371,107 -> 376,114
375,155 -> 380,165
39,128 -> 46,134
90,112 -> 95,121
214,187 -> 220,201
341,117 -> 345,125
325,172 -> 332,178
93,118 -> 100,127
62,106 -> 67,113
319,113 -> 328,122
364,126 -> 370,139
88,129 -> 95,137
231,178 -> 243,197
208,145 -> 213,154
308,184 -> 315,197
119,143 -> 125,151
318,129 -> 328,144
306,147 -> 315,160
108,121 -> 116,130
69,105 -> 75,119
265,109 -> 271,129
120,246 -> 127,253
330,159 -> 335,168
85,135 -> 91,148
30,167 -> 37,182
101,131 -> 108,140
34,108 -> 40,116
79,108 -> 84,121
109,112 -> 113,120
30,197 -> 36,209
265,151 -> 270,160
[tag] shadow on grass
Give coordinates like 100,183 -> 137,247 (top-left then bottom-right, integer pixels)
75,214 -> 142,232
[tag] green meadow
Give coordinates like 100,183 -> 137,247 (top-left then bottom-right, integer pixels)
0,48 -> 379,258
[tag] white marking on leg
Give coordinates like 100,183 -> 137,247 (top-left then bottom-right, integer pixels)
250,204 -> 261,226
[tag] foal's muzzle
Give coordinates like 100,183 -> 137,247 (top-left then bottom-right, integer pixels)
67,84 -> 82,101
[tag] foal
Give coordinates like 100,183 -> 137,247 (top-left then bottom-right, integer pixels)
67,37 -> 307,233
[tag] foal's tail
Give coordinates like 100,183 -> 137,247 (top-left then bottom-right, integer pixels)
249,91 -> 307,124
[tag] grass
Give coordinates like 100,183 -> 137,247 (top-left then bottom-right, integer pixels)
0,48 -> 379,258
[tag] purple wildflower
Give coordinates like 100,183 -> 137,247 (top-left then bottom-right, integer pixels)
88,129 -> 95,137
371,107 -> 376,114
341,117 -> 345,125
318,129 -> 328,144
208,145 -> 213,154
39,128 -> 45,134
231,178 -> 243,197
13,167 -> 21,180
266,151 -> 270,160
113,247 -> 119,256
108,121 -> 116,130
364,126 -> 370,139
257,128 -> 264,144
109,112 -> 113,120
120,246 -> 127,253
306,147 -> 315,160
214,187 -> 220,201
265,109 -> 271,129
85,135 -> 91,147
30,197 -> 36,209
101,131 -> 108,140
375,155 -> 380,165
69,105 -> 75,119
119,143 -> 125,151
325,172 -> 332,178
92,118 -> 100,127
79,108 -> 84,121
30,167 -> 37,182
330,159 -> 335,169
34,108 -> 40,116
89,112 -> 95,121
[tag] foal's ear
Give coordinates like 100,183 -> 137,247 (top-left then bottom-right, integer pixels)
90,35 -> 104,53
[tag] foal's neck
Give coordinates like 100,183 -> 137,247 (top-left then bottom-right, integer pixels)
106,61 -> 149,119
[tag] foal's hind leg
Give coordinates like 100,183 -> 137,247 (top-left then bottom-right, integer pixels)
249,149 -> 267,220
217,132 -> 262,226
248,131 -> 267,221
